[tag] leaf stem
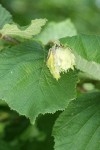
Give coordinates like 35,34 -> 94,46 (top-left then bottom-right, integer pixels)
0,34 -> 20,45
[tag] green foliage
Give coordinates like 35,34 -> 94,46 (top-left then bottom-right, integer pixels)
0,2 -> 100,150
60,35 -> 100,80
0,19 -> 47,39
0,41 -> 78,123
37,19 -> 77,44
0,4 -> 12,29
0,140 -> 18,150
53,92 -> 100,150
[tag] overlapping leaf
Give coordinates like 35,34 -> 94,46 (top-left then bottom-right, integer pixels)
0,4 -> 12,29
37,19 -> 77,44
0,19 -> 47,39
60,34 -> 100,80
0,41 -> 78,123
53,92 -> 100,150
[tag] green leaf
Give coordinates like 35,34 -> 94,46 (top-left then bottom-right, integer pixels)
36,19 -> 77,44
60,34 -> 100,80
53,92 -> 100,150
0,41 -> 78,123
0,5 -> 12,29
0,19 -> 47,39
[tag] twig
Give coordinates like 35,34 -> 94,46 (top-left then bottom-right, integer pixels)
0,34 -> 20,45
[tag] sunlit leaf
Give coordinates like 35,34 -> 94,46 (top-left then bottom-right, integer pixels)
0,41 -> 78,123
0,19 -> 47,39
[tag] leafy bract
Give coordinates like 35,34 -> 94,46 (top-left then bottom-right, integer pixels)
0,41 -> 78,123
0,4 -> 12,29
60,34 -> 100,80
47,44 -> 76,80
0,19 -> 47,39
37,19 -> 77,44
53,92 -> 100,150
